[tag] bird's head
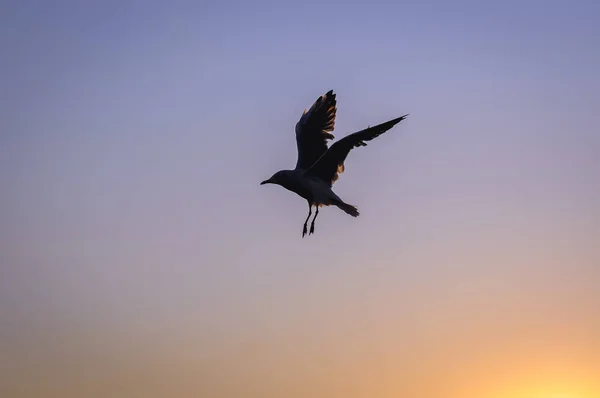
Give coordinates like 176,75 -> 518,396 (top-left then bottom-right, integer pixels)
260,170 -> 287,186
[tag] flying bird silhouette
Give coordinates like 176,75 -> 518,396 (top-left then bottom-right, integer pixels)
261,90 -> 408,237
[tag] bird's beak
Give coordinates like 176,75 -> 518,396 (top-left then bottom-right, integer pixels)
260,178 -> 271,185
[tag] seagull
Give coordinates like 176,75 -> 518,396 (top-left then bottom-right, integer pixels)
261,89 -> 408,237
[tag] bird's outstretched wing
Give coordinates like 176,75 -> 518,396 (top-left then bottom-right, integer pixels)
295,90 -> 337,170
305,114 -> 409,186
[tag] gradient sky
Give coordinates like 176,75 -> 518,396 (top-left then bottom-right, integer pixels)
1,1 -> 600,397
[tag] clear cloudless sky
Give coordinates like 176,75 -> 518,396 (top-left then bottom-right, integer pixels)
1,1 -> 599,397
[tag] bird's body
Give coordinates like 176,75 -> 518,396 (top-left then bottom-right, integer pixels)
264,169 -> 355,213
261,90 -> 408,237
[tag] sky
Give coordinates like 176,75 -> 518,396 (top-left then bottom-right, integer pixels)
1,0 -> 599,397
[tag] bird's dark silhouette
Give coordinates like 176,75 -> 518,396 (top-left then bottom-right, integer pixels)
261,90 -> 408,237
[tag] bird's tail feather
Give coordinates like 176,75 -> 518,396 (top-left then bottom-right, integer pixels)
336,201 -> 359,217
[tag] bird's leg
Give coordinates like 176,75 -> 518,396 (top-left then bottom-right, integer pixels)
309,206 -> 319,235
302,203 -> 312,238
